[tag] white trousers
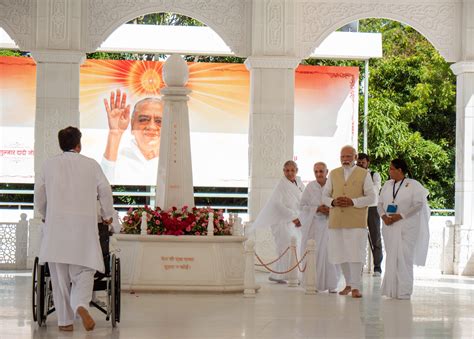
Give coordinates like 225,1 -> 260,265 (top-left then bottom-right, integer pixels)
340,262 -> 363,290
48,262 -> 95,326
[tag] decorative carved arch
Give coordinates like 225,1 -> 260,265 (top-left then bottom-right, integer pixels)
0,0 -> 34,50
86,0 -> 249,56
297,2 -> 461,62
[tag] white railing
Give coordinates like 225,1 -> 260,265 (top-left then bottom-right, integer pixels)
0,188 -> 249,214
0,212 -> 462,272
0,213 -> 28,269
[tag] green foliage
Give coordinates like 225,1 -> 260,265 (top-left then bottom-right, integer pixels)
127,13 -> 204,26
0,49 -> 24,57
307,19 -> 455,208
361,19 -> 455,208
86,51 -> 140,60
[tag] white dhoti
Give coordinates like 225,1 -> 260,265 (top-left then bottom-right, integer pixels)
49,263 -> 95,326
328,228 -> 367,289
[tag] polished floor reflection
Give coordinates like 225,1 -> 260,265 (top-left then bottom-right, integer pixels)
0,269 -> 473,338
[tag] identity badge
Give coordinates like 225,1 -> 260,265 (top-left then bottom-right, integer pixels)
386,204 -> 398,214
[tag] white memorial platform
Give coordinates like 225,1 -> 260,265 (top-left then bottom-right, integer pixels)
115,235 -> 246,292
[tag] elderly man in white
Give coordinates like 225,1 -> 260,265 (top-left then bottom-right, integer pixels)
299,162 -> 341,292
35,126 -> 115,332
322,146 -> 376,298
252,160 -> 305,283
101,89 -> 162,185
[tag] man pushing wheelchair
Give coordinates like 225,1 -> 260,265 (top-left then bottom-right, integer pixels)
34,126 -> 115,332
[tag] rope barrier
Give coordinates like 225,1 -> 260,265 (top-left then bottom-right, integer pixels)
292,247 -> 308,273
254,246 -> 290,267
254,249 -> 309,274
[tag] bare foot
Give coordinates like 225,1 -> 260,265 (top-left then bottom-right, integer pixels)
339,286 -> 352,295
59,324 -> 73,331
77,306 -> 95,331
351,289 -> 362,298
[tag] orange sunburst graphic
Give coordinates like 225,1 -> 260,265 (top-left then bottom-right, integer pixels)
127,61 -> 163,96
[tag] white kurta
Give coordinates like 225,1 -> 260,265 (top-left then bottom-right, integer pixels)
253,176 -> 305,280
322,165 -> 376,264
101,136 -> 159,186
299,181 -> 340,291
35,152 -> 115,273
378,178 -> 430,299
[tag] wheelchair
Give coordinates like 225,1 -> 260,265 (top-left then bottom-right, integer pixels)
32,223 -> 121,327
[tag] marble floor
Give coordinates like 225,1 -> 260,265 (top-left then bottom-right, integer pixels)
0,269 -> 473,339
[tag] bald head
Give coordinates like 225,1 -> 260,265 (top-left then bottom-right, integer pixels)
340,145 -> 357,168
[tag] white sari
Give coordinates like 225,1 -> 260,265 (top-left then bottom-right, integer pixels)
252,176 -> 305,280
299,181 -> 340,291
378,178 -> 430,299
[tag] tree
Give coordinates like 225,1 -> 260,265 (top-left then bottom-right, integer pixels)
362,19 -> 455,209
303,19 -> 456,209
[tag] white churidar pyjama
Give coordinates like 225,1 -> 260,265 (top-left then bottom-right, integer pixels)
48,262 -> 95,326
340,262 -> 363,289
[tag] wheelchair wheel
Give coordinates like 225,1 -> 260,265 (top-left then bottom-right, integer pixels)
33,259 -> 47,326
32,257 -> 39,322
111,254 -> 121,327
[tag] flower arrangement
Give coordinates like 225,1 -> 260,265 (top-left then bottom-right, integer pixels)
121,205 -> 233,236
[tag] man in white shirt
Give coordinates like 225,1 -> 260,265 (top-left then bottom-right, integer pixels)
357,153 -> 383,276
252,161 -> 305,283
101,89 -> 162,185
322,146 -> 375,298
35,126 -> 115,331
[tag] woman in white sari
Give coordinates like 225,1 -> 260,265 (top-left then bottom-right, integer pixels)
378,159 -> 430,300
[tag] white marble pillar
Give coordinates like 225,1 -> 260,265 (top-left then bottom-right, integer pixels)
245,57 -> 299,262
450,61 -> 474,275
28,51 -> 84,268
245,56 -> 300,221
155,55 -> 194,209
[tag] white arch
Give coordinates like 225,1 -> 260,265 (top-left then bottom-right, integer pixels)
86,1 -> 249,56
0,0 -> 34,51
297,2 -> 461,62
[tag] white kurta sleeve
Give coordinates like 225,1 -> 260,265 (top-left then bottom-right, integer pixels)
372,171 -> 382,192
34,165 -> 47,219
322,176 -> 334,207
96,163 -> 114,220
400,181 -> 427,219
377,182 -> 390,216
352,172 -> 376,208
300,186 -> 317,212
299,184 -> 317,227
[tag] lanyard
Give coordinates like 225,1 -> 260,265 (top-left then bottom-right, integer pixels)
392,178 -> 405,203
